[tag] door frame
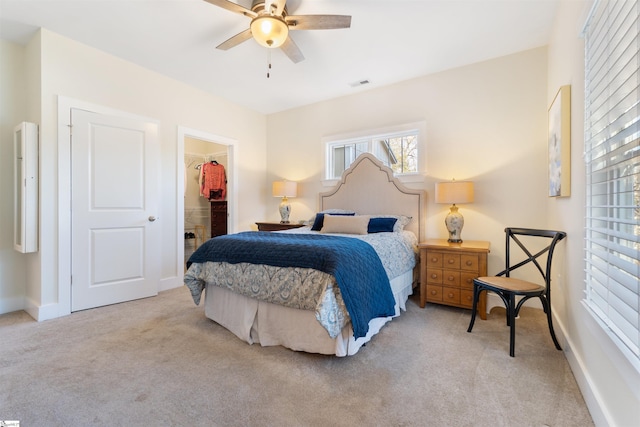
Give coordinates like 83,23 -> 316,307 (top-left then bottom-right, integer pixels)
177,126 -> 237,273
57,96 -> 160,317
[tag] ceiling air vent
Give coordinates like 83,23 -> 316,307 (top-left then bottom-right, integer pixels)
349,79 -> 370,88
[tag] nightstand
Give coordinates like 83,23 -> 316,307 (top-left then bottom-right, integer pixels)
419,239 -> 490,320
256,222 -> 305,232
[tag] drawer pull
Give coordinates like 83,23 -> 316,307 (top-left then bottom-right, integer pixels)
448,259 -> 455,264
466,260 -> 473,266
431,273 -> 438,279
430,290 -> 437,295
431,257 -> 438,262
447,292 -> 454,298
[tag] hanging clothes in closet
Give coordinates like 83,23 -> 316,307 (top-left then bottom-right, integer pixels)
199,161 -> 227,200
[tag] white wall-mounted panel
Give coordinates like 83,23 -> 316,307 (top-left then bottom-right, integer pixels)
14,121 -> 38,253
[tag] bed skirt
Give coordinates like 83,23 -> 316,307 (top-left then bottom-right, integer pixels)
203,269 -> 414,356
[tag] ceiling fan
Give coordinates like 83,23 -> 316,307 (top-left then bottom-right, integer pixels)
204,0 -> 351,63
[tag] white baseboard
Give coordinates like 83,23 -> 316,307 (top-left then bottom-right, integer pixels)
0,295 -> 25,315
22,296 -> 67,321
15,277 -> 183,322
562,336 -> 607,426
159,276 -> 183,292
553,311 -> 609,427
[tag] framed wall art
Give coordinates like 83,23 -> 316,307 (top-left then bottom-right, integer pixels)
548,85 -> 571,197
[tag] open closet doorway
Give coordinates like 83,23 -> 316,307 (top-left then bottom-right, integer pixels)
178,127 -> 236,271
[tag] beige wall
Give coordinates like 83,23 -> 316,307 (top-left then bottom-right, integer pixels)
547,1 -> 639,426
0,40 -> 28,313
0,29 -> 268,319
267,47 -> 549,279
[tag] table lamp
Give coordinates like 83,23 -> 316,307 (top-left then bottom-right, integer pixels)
435,180 -> 474,243
272,180 -> 297,223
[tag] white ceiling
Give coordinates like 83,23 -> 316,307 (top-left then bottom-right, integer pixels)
0,0 -> 560,115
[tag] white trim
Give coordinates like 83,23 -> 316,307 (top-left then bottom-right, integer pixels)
23,294 -> 65,322
159,277 -> 182,292
0,295 -> 25,315
322,120 -> 427,144
322,120 -> 427,181
552,305 -> 609,427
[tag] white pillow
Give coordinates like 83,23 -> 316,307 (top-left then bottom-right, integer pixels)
321,215 -> 369,235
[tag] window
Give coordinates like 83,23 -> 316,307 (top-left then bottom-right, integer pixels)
584,0 -> 640,360
325,125 -> 422,180
329,140 -> 369,179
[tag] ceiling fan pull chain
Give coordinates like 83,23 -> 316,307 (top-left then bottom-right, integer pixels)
267,49 -> 272,79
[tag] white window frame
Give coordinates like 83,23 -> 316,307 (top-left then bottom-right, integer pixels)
322,121 -> 426,186
583,0 -> 640,369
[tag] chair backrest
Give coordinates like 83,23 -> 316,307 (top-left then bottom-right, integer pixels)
498,228 -> 567,292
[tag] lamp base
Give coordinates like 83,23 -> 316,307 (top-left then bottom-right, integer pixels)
279,196 -> 291,224
444,204 -> 465,243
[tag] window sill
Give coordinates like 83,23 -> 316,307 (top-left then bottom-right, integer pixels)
321,179 -> 339,188
581,300 -> 640,375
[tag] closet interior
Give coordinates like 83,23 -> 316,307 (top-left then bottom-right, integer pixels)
184,137 -> 228,263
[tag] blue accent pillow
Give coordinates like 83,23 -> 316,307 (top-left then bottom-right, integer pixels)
311,212 -> 356,231
367,217 -> 398,233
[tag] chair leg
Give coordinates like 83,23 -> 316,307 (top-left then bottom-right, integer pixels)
508,294 -> 516,357
541,297 -> 562,351
504,291 -> 512,327
467,286 -> 481,333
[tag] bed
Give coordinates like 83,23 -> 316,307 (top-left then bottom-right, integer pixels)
184,153 -> 425,356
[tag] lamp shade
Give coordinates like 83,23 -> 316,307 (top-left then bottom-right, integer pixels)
272,180 -> 297,198
435,181 -> 474,204
251,15 -> 289,48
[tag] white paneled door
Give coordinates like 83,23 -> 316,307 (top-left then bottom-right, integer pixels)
71,109 -> 160,311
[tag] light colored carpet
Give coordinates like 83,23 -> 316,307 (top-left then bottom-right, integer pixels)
1,287 -> 593,427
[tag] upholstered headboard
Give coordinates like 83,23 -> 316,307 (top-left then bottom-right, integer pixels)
319,153 -> 425,241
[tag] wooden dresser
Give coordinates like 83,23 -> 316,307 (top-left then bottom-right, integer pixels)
256,222 -> 305,232
419,239 -> 490,320
210,201 -> 227,237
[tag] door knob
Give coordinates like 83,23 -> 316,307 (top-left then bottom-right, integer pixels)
148,216 -> 157,222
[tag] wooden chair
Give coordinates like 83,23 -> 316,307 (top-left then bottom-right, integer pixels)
467,227 -> 567,357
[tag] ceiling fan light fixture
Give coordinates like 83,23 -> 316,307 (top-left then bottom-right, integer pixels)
251,15 -> 289,48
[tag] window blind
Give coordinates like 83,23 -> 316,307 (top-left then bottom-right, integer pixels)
584,0 -> 640,358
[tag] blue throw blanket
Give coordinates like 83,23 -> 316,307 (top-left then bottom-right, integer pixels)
187,232 -> 395,339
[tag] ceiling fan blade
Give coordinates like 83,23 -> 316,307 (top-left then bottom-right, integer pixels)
216,29 -> 253,50
203,0 -> 257,18
274,0 -> 287,15
280,36 -> 305,63
286,15 -> 351,30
